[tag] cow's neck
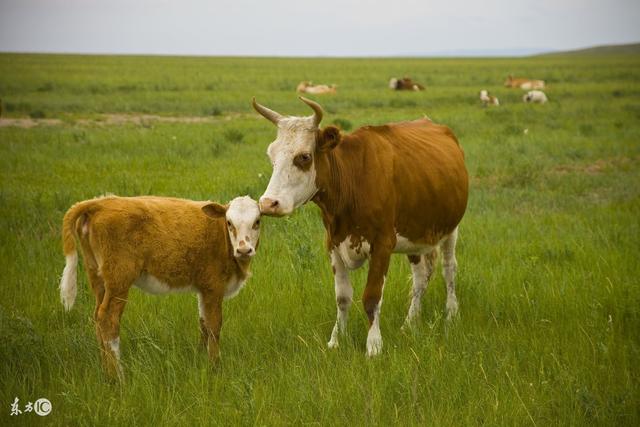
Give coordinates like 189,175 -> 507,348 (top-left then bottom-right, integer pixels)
312,148 -> 355,226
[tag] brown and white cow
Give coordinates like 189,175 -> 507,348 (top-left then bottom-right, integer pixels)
389,77 -> 425,91
479,90 -> 500,107
253,97 -> 468,356
59,195 -> 261,379
504,75 -> 545,90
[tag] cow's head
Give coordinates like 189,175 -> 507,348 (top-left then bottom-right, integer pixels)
253,97 -> 341,216
504,75 -> 513,87
203,196 -> 261,259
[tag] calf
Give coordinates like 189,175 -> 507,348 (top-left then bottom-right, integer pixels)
389,77 -> 425,91
59,195 -> 261,380
479,90 -> 499,106
523,90 -> 548,104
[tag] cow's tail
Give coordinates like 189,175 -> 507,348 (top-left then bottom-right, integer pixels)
60,199 -> 100,311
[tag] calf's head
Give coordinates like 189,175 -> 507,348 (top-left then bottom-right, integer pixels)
253,97 -> 341,216
203,196 -> 261,259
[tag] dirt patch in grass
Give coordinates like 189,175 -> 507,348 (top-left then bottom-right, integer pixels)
0,118 -> 63,128
552,157 -> 638,175
0,113 -> 250,128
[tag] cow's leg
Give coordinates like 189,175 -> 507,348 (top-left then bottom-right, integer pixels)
403,250 -> 437,328
363,245 -> 392,357
197,292 -> 208,348
96,286 -> 129,382
441,227 -> 460,320
327,250 -> 353,349
199,290 -> 223,363
86,266 -> 106,355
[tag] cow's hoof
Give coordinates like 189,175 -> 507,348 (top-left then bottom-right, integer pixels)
327,339 -> 339,349
366,336 -> 383,357
446,298 -> 459,321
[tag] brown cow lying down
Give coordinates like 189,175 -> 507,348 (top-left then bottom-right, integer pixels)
389,77 -> 425,91
59,195 -> 261,380
296,81 -> 337,94
504,75 -> 545,90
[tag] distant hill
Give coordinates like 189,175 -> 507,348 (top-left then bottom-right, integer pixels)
538,43 -> 640,56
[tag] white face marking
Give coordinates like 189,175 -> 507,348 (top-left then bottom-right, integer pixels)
336,235 -> 370,270
261,117 -> 319,215
60,252 -> 78,311
225,196 -> 261,259
389,78 -> 398,89
134,273 -> 193,295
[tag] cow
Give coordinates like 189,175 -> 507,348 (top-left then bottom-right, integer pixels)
504,75 -> 545,90
479,90 -> 500,107
253,97 -> 468,357
297,81 -> 337,95
523,90 -> 548,104
59,195 -> 261,380
389,77 -> 425,91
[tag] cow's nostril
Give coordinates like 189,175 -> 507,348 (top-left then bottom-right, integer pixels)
270,200 -> 279,208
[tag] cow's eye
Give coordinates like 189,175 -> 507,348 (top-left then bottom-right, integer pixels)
253,219 -> 260,229
227,220 -> 232,228
294,153 -> 312,169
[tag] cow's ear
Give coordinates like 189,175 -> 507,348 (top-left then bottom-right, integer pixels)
317,126 -> 341,152
202,202 -> 228,218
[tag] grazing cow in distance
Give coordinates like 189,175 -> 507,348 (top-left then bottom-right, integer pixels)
389,77 -> 425,91
480,90 -> 500,106
504,75 -> 545,90
297,81 -> 337,94
253,97 -> 468,357
59,195 -> 261,380
523,90 -> 548,104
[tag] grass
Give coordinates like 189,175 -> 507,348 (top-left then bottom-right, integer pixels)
0,53 -> 639,426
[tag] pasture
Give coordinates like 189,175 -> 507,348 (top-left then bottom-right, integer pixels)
1,53 -> 639,425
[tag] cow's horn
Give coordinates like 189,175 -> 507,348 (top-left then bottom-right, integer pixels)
252,98 -> 283,125
299,96 -> 323,127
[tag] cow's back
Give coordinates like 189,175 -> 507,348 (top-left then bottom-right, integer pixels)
349,119 -> 468,244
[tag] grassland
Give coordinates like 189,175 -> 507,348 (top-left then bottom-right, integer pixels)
0,53 -> 639,426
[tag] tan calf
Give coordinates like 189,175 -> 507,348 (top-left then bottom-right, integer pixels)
504,75 -> 545,89
59,195 -> 261,380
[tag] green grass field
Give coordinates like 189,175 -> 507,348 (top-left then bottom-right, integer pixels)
1,53 -> 639,425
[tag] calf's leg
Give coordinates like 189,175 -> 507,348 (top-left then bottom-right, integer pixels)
199,290 -> 223,362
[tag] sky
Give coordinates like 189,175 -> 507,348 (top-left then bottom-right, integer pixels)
0,0 -> 639,57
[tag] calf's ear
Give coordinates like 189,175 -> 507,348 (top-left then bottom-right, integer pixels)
317,126 -> 341,152
202,202 -> 228,218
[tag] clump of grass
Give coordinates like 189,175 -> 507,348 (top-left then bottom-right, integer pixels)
332,118 -> 352,131
36,82 -> 55,92
223,128 -> 244,144
28,110 -> 46,119
389,98 -> 417,108
205,106 -> 223,116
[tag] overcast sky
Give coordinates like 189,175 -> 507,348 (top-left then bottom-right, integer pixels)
1,0 -> 639,56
